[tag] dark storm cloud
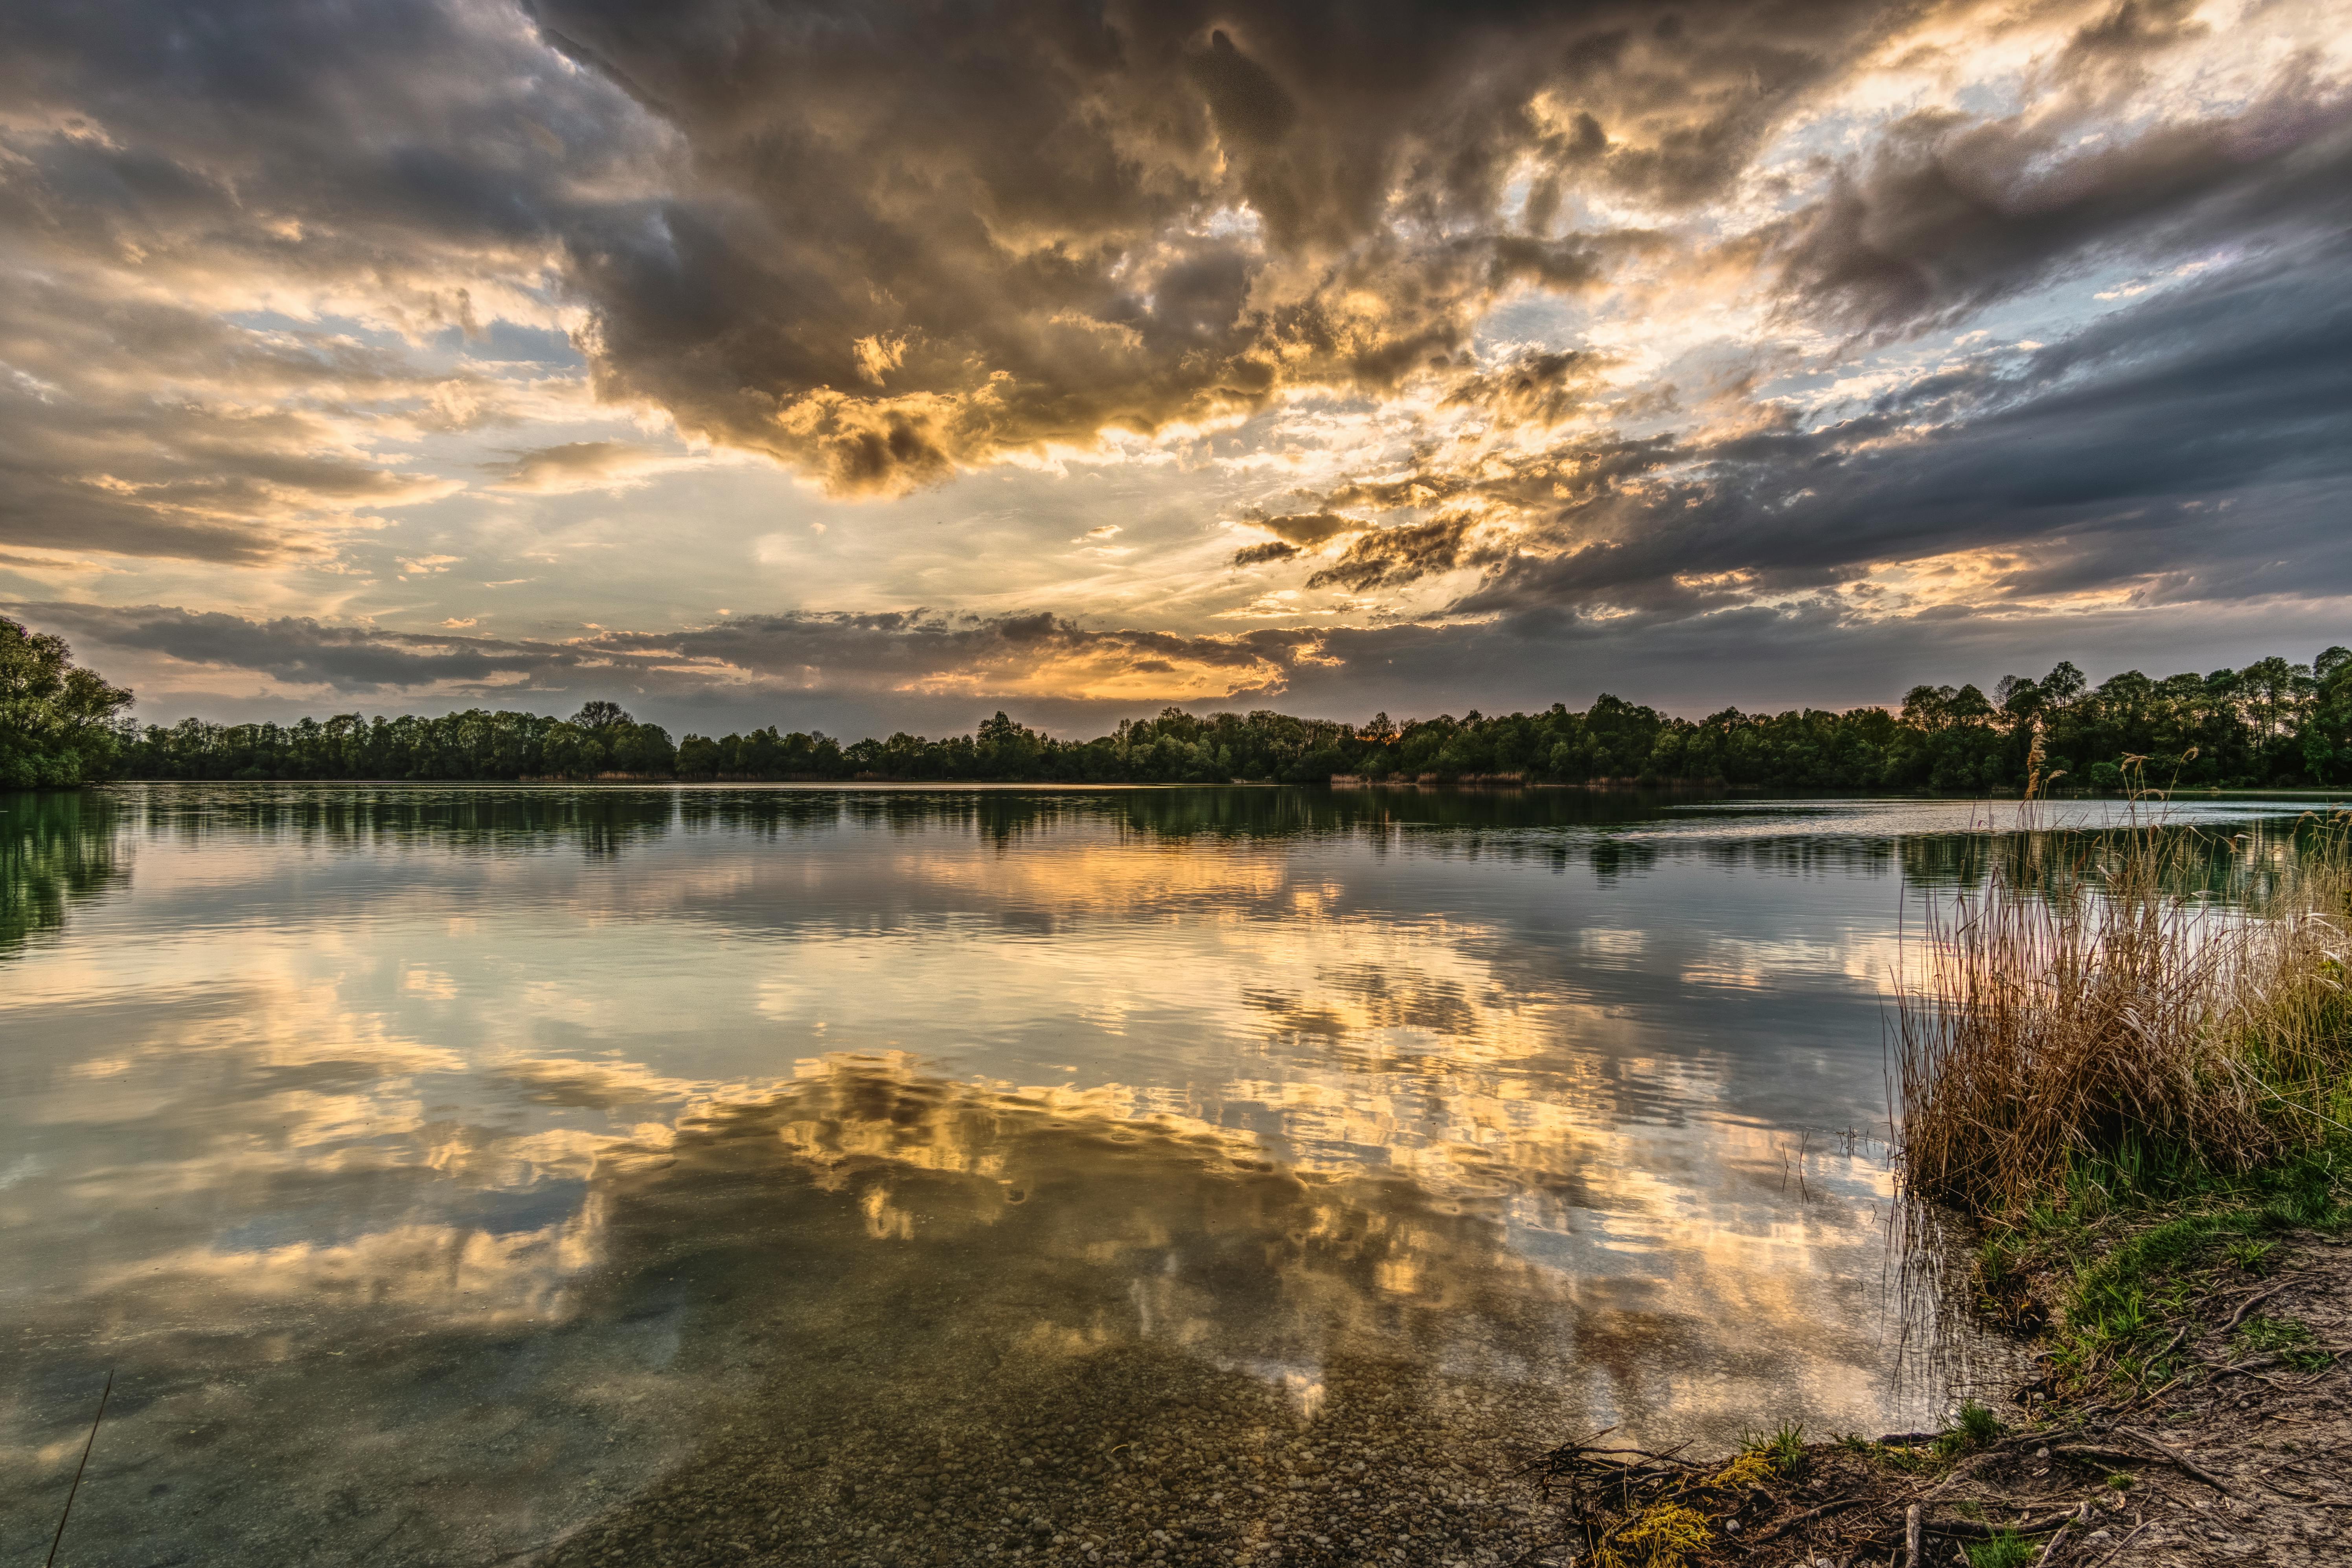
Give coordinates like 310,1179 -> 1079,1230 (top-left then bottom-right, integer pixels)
0,0 -> 1716,553
1762,48 -> 2352,337
9,603 -> 585,690
1454,236 -> 2352,616
0,0 -> 652,558
517,0 -> 1911,493
1228,510 -> 1368,564
1214,221 -> 2350,626
0,0 -> 645,276
1256,513 -> 1363,547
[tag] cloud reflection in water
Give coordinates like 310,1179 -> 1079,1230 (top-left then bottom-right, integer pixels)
0,784 -> 2085,1564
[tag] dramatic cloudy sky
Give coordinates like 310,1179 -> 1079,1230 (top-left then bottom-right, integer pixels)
4,0 -> 2348,735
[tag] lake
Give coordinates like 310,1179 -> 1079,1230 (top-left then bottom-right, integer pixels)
1,785 -> 2330,1567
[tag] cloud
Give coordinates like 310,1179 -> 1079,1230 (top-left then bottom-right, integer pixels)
1252,511 -> 1364,548
1228,508 -> 1367,564
0,551 -> 105,574
1440,349 -> 1616,428
10,601 -> 1330,709
0,284 -> 480,561
1181,214 -> 2352,642
1761,53 -> 2352,338
31,585 -> 2352,745
1307,515 -> 1499,594
6,0 -> 2350,718
9,603 -> 575,692
524,0 -> 1915,493
489,440 -> 682,494
1448,236 -> 2352,622
0,0 -> 655,561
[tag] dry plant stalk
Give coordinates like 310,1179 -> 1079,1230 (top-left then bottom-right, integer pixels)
1894,802 -> 2352,1221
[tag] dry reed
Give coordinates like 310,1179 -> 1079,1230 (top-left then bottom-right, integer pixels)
1893,797 -> 2352,1222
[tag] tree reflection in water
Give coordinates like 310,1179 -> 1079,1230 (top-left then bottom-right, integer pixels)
0,791 -> 123,952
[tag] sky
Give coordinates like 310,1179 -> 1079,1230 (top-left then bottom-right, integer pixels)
3,0 -> 2348,739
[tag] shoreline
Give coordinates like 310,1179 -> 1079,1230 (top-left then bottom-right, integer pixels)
1516,1212 -> 2351,1567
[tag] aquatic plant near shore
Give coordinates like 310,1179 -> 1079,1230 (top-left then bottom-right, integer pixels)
1893,798 -> 2352,1223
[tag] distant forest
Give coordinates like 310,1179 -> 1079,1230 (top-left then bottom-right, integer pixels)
78,645 -> 2352,793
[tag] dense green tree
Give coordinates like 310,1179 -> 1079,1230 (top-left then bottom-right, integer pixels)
0,616 -> 133,788
2303,652 -> 2352,783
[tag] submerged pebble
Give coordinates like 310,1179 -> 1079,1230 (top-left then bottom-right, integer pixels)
534,1342 -> 1565,1568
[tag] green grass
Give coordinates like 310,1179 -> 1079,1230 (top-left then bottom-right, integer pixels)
2224,1237 -> 2276,1273
2235,1314 -> 2331,1370
1933,1400 -> 2003,1459
2235,1314 -> 2312,1353
1966,1528 -> 2039,1568
1968,1137 -> 2350,1390
1738,1419 -> 1807,1480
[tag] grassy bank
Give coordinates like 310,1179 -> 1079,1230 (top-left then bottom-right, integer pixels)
1892,795 -> 2352,1387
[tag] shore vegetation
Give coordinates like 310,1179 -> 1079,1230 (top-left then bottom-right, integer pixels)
1894,793 -> 2352,1227
68,641 -> 2352,789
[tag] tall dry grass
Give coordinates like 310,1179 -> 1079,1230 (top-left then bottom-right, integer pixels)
1893,800 -> 2352,1222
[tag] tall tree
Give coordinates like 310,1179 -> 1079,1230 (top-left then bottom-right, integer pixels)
0,617 -> 133,788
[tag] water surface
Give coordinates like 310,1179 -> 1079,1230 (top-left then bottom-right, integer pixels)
2,785 -> 2330,1565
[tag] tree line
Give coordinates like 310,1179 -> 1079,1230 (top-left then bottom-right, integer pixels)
7,614 -> 2350,791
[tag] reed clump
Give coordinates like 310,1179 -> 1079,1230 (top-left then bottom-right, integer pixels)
1894,801 -> 2352,1224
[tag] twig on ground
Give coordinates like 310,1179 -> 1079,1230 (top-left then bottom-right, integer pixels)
2219,1279 -> 2292,1334
1926,1506 -> 2087,1539
2080,1520 -> 2149,1568
2207,1354 -> 2284,1379
1747,1494 -> 1863,1543
2118,1425 -> 2233,1495
2052,1444 -> 2153,1465
2044,1499 -> 2096,1568
45,1368 -> 113,1568
2111,1372 -> 2190,1415
1916,1451 -> 1999,1500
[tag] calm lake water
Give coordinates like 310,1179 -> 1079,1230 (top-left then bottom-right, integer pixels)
2,784 -> 2335,1566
